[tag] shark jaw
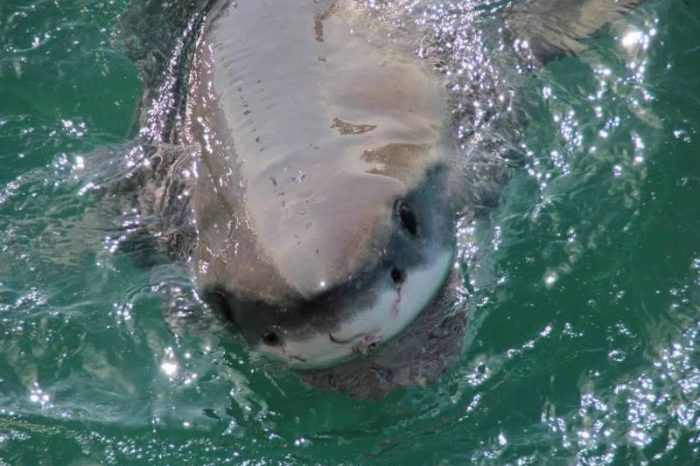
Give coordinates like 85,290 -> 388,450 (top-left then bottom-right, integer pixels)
254,247 -> 455,369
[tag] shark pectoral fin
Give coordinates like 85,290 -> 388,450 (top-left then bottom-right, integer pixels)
505,0 -> 643,63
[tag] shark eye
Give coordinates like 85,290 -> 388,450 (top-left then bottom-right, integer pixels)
395,200 -> 418,237
262,332 -> 281,346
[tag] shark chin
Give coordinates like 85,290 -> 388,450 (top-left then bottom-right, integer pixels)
256,248 -> 455,369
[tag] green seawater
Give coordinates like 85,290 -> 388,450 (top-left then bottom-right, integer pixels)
1,0 -> 699,464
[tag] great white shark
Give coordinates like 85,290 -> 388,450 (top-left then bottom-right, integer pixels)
117,0 -> 641,397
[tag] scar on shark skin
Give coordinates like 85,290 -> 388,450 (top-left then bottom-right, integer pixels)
329,330 -> 383,355
280,346 -> 308,363
352,333 -> 382,355
390,281 -> 403,317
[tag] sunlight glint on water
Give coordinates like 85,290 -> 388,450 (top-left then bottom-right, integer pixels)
1,0 -> 699,464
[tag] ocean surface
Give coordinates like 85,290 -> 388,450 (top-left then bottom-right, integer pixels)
1,0 -> 699,464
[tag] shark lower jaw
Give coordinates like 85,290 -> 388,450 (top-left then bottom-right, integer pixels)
256,247 -> 456,369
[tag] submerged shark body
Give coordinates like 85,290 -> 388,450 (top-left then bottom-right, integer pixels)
118,0 -> 641,397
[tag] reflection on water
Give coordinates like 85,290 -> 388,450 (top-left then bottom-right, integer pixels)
1,0 -> 699,464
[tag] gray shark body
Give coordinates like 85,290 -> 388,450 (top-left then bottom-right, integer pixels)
118,0 -> 641,397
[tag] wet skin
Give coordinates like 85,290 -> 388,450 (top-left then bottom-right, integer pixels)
184,0 -> 457,368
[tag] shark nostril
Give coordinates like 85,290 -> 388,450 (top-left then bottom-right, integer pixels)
262,332 -> 281,346
391,267 -> 405,285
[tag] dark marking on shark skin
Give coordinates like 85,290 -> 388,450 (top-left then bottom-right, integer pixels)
314,2 -> 337,42
362,144 -> 431,180
331,117 -> 377,135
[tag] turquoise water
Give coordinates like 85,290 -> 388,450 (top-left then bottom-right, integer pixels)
1,0 -> 699,464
